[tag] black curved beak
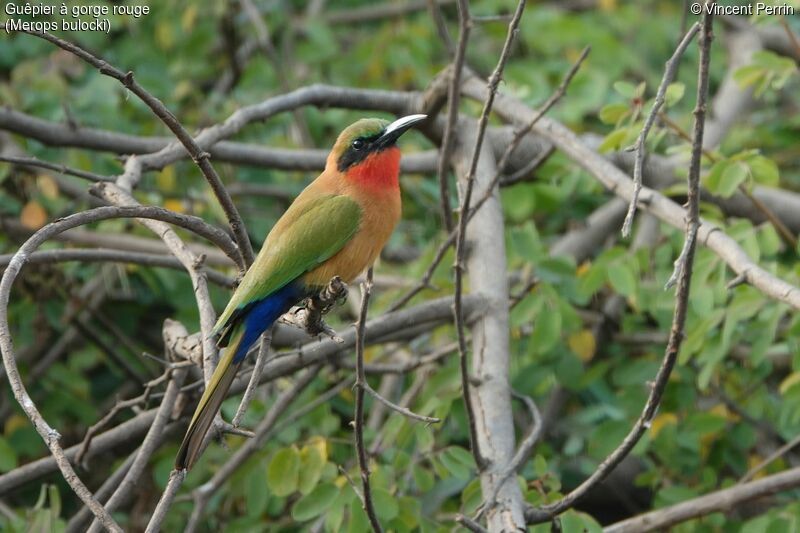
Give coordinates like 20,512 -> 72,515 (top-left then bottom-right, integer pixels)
376,114 -> 427,149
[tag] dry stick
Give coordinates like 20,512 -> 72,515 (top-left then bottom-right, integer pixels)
66,450 -> 137,533
739,433 -> 800,484
427,0 -> 454,53
86,361 -> 189,532
353,268 -> 383,533
18,29 -> 253,265
184,365 -> 322,532
622,21 -> 701,237
145,469 -> 186,533
363,383 -> 440,424
0,252 -> 122,530
0,154 -> 112,182
478,390 -> 543,517
239,0 -> 312,146
0,203 -> 242,531
779,16 -> 800,59
93,180 -> 219,387
605,465 -> 800,533
231,331 -> 272,427
456,514 -> 489,533
75,367 -> 179,466
436,0 -> 472,231
0,248 -> 234,287
526,7 -> 715,523
388,48 -> 588,313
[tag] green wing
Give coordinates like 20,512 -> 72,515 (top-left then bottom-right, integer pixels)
212,194 -> 362,336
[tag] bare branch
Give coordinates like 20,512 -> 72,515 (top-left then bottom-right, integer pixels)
16,29 -> 254,264
145,469 -> 186,533
0,248 -> 234,287
231,331 -> 272,427
86,321 -> 189,533
437,0 -> 473,231
606,466 -> 800,533
622,21 -> 700,237
0,154 -> 111,182
353,268 -> 383,533
184,365 -> 322,531
527,7 -> 715,522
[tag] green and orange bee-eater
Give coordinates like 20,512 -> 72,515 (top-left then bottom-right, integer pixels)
175,114 -> 427,470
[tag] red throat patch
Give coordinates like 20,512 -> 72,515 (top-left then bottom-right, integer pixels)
346,147 -> 401,190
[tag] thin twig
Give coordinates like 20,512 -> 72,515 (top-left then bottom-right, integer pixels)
779,17 -> 800,60
0,155 -> 112,182
363,383 -> 440,424
18,29 -> 254,265
389,46 -> 588,314
437,0 -> 472,231
185,366 -> 322,531
353,268 -> 382,532
86,352 -> 188,532
456,514 -> 489,533
145,469 -> 186,533
0,248 -> 234,287
622,21 -> 700,237
739,433 -> 800,484
527,6 -> 714,523
231,330 -> 273,427
479,391 -> 543,516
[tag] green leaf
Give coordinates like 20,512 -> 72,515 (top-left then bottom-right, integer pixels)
607,262 -> 636,297
267,446 -> 300,497
372,488 -> 399,522
747,155 -> 779,187
298,444 -> 326,495
664,82 -> 685,107
734,65 -> 765,89
0,437 -> 18,472
599,102 -> 629,124
412,464 -> 434,492
598,128 -> 628,153
438,446 -> 475,480
716,162 -> 748,197
613,80 -> 636,98
532,306 -> 562,354
291,483 -> 339,521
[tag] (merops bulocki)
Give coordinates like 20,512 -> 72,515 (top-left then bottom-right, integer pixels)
175,114 -> 427,470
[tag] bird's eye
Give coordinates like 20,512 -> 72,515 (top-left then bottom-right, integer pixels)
351,139 -> 365,150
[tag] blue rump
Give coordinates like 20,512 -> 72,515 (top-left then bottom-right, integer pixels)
234,282 -> 306,363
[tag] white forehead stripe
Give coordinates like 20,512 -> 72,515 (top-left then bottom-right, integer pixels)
384,114 -> 427,135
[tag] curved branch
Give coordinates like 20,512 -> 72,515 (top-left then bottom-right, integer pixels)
16,29 -> 254,264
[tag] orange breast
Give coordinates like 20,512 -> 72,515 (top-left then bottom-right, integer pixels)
303,189 -> 400,286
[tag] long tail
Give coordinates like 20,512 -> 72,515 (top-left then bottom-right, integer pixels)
175,328 -> 244,470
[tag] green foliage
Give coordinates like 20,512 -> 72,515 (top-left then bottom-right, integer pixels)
1,0 -> 799,531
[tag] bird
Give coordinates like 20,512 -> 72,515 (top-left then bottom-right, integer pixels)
175,114 -> 427,470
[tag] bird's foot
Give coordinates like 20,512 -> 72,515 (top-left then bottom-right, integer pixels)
279,277 -> 348,343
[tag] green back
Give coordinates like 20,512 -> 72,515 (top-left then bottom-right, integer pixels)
213,194 -> 362,335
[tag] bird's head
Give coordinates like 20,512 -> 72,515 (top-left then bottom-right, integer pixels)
328,114 -> 427,188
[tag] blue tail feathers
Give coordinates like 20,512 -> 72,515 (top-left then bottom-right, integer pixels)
233,282 -> 306,363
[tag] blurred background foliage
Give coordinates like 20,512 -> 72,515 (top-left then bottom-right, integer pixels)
1,0 -> 799,531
